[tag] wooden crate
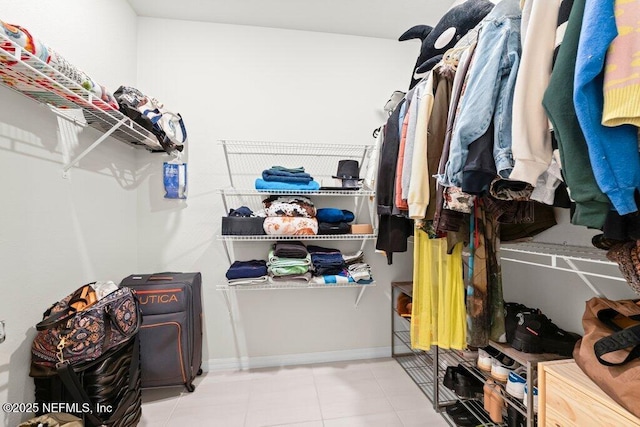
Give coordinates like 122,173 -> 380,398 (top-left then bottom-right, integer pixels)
538,359 -> 640,427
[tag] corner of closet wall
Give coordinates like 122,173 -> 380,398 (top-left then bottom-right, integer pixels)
0,2 -> 139,426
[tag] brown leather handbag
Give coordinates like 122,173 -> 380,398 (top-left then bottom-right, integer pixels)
573,297 -> 640,418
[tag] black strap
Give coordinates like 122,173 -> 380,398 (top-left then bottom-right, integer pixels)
56,363 -> 105,427
36,307 -> 77,331
594,324 -> 640,366
56,335 -> 140,427
36,284 -> 97,331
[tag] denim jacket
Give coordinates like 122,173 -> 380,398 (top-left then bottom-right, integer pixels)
439,0 -> 522,188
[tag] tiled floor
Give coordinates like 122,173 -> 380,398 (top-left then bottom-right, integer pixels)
139,358 -> 450,427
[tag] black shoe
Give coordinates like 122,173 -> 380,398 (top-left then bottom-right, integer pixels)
504,302 -> 538,344
445,402 -> 469,416
512,311 -> 581,356
443,365 -> 463,390
443,364 -> 483,398
455,366 -> 484,398
507,404 -> 525,427
446,402 -> 479,427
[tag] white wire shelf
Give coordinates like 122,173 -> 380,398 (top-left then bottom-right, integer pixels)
0,33 -> 163,152
217,280 -> 375,291
219,140 -> 374,157
500,241 -> 624,298
218,234 -> 377,241
501,242 -> 614,264
218,188 -> 376,197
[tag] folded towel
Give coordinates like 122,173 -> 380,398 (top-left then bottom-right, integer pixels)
311,252 -> 345,266
343,250 -> 364,265
268,249 -> 311,267
262,169 -> 313,183
348,263 -> 372,282
227,276 -> 269,286
309,273 -> 355,285
271,166 -> 306,174
265,202 -> 316,218
263,217 -> 318,236
315,266 -> 345,276
255,179 -> 320,191
268,264 -> 310,276
318,222 -> 351,235
270,272 -> 312,282
273,241 -> 309,259
307,245 -> 341,254
226,260 -> 268,280
316,209 -> 355,223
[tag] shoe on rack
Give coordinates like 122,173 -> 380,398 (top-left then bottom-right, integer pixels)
504,302 -> 539,344
491,354 -> 518,382
445,401 -> 469,417
507,404 -> 526,427
477,347 -> 500,372
483,379 -> 505,423
511,311 -> 581,356
396,293 -> 412,317
449,406 -> 481,427
505,367 -> 527,400
443,365 -> 465,390
444,365 -> 484,398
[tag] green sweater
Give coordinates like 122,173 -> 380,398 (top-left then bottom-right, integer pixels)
542,0 -> 610,229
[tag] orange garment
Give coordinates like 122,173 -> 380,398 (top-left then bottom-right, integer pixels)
394,107 -> 411,210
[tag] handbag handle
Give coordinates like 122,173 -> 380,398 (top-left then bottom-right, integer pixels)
35,284 -> 96,331
594,323 -> 640,366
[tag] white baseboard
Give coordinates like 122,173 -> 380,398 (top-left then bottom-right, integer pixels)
202,346 -> 391,372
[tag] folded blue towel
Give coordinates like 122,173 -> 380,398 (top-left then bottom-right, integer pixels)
311,253 -> 345,266
255,179 -> 320,191
316,208 -> 355,223
262,173 -> 313,184
263,169 -> 312,180
271,166 -> 306,173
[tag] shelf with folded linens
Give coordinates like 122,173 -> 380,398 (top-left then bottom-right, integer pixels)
216,279 -> 375,291
218,188 -> 376,197
0,31 -> 165,167
218,234 -> 377,241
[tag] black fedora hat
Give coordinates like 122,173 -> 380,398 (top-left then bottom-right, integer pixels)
331,160 -> 363,189
332,160 -> 362,180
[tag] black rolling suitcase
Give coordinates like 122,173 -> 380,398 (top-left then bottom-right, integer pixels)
120,272 -> 203,392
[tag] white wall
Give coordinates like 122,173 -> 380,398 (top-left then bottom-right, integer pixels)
135,18 -> 420,367
0,2 -> 139,425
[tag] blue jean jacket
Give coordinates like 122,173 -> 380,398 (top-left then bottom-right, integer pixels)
440,0 -> 522,188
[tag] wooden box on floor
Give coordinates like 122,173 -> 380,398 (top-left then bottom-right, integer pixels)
538,359 -> 640,427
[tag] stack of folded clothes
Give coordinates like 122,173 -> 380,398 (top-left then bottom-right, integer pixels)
316,208 -> 354,235
308,245 -> 346,276
261,196 -> 318,236
255,166 -> 320,191
225,260 -> 268,285
267,241 -> 312,283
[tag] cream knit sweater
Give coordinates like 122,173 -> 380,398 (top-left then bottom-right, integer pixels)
509,0 -> 562,186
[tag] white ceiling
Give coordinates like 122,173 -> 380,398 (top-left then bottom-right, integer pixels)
126,0 -> 457,40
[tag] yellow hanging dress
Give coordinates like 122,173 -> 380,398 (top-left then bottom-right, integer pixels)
410,229 -> 466,350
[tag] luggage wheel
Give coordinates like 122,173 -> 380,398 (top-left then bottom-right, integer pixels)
197,368 -> 203,376
185,382 -> 196,392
